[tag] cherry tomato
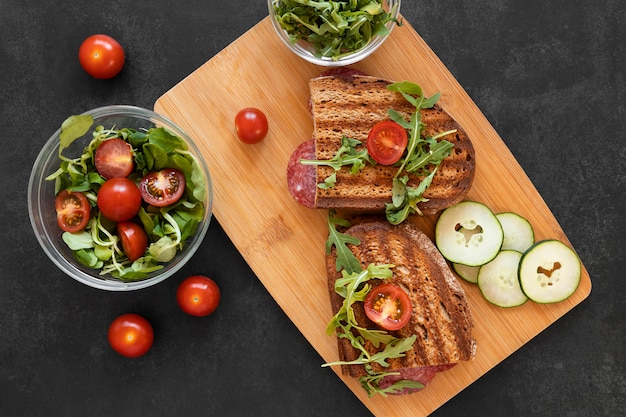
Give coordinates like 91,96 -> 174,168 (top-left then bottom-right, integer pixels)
107,313 -> 154,358
176,275 -> 221,317
234,107 -> 268,144
117,222 -> 148,262
139,169 -> 186,207
54,190 -> 91,233
364,283 -> 412,331
366,120 -> 408,165
78,34 -> 125,80
97,177 -> 142,222
95,138 -> 134,179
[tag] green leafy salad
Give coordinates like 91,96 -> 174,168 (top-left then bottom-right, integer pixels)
322,211 -> 423,397
46,115 -> 207,280
271,0 -> 401,60
301,81 -> 456,225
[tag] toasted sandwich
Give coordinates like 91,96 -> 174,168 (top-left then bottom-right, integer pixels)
325,216 -> 476,395
287,69 -> 476,216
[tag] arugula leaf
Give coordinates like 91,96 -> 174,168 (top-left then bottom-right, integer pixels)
300,136 -> 371,177
325,210 -> 361,274
359,371 -> 424,397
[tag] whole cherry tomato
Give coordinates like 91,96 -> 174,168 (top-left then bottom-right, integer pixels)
107,313 -> 154,358
117,222 -> 148,262
176,275 -> 221,317
97,177 -> 142,222
234,108 -> 268,144
78,34 -> 125,79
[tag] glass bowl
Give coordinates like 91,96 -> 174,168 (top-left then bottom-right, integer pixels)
28,105 -> 213,291
268,0 -> 401,67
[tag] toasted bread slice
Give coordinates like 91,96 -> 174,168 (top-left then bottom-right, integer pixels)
326,218 -> 476,379
311,74 -> 475,215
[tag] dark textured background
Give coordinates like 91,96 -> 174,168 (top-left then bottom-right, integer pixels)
1,1 -> 624,416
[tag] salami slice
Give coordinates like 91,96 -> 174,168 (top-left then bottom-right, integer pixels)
287,139 -> 316,208
378,364 -> 457,395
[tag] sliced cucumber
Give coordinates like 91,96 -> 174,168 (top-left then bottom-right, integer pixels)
496,212 -> 535,253
519,240 -> 581,303
453,263 -> 479,284
477,250 -> 528,308
435,201 -> 503,266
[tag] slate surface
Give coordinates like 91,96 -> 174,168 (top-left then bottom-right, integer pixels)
1,1 -> 624,416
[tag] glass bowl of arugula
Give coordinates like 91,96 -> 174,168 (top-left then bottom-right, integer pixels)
28,105 -> 212,291
268,0 -> 401,66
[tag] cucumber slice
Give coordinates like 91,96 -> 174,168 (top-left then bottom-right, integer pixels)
496,212 -> 535,253
435,201 -> 503,266
453,263 -> 479,284
477,250 -> 528,307
519,240 -> 581,303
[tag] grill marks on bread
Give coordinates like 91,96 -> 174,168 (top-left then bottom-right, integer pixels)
310,74 -> 475,214
326,219 -> 476,378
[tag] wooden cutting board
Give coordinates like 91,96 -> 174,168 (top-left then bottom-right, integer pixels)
154,16 -> 591,417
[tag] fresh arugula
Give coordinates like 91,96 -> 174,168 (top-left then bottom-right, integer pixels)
272,0 -> 401,61
46,115 -> 207,280
300,136 -> 372,178
325,210 -> 361,274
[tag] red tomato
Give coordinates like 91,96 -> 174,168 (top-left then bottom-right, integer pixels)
78,34 -> 125,79
95,138 -> 134,179
139,169 -> 186,207
366,120 -> 408,165
107,313 -> 154,358
54,190 -> 91,233
117,222 -> 148,262
176,275 -> 221,317
97,177 -> 142,222
364,283 -> 412,331
234,107 -> 268,144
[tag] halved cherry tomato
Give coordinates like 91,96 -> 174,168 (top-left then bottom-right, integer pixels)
55,190 -> 92,233
366,120 -> 408,165
117,222 -> 148,262
107,313 -> 154,358
78,34 -> 125,80
97,177 -> 142,222
176,275 -> 221,317
234,107 -> 268,144
139,168 -> 186,207
95,138 -> 134,179
364,283 -> 412,331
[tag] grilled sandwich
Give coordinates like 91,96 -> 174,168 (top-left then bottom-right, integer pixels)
325,217 -> 476,395
287,69 -> 476,215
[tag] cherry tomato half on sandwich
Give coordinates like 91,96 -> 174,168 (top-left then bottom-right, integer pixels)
107,313 -> 154,358
364,283 -> 412,331
78,34 -> 125,79
366,120 -> 408,165
234,107 -> 268,144
55,190 -> 91,233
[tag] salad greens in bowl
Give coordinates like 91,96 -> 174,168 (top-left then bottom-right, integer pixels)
269,0 -> 401,66
28,105 -> 212,291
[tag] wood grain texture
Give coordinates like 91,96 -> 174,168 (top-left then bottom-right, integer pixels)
154,16 -> 591,417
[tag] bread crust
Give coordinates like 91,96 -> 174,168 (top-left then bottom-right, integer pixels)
311,74 -> 475,215
326,217 -> 476,378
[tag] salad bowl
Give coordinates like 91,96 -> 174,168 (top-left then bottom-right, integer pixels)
28,105 -> 213,291
268,0 -> 401,66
